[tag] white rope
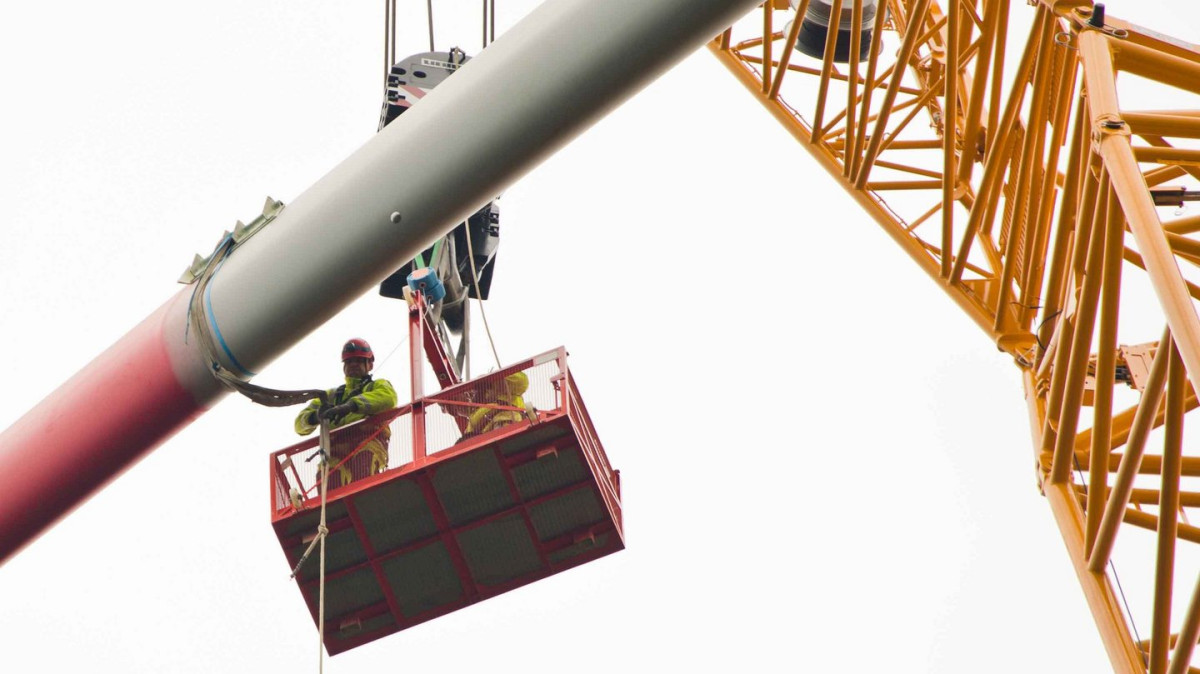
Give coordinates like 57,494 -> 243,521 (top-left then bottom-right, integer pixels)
463,220 -> 503,369
317,419 -> 330,674
286,421 -> 332,674
463,297 -> 471,380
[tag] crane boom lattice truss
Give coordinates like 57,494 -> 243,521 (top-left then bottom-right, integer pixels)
712,1 -> 1200,672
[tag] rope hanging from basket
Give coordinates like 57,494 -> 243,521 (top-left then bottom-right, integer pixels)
287,420 -> 333,674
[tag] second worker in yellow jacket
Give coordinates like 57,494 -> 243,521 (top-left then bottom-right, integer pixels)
464,371 -> 529,438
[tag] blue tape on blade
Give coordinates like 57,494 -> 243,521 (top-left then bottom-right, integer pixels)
204,256 -> 257,377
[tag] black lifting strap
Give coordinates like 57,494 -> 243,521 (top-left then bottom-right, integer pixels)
214,369 -> 329,408
210,357 -> 375,411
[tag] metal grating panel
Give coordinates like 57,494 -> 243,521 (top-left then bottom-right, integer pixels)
381,541 -> 464,618
528,486 -> 605,542
431,449 -> 514,526
510,445 -> 588,501
456,515 -> 542,587
354,478 -> 439,554
318,567 -> 386,621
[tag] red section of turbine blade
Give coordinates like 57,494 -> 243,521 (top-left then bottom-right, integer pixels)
0,300 -> 204,564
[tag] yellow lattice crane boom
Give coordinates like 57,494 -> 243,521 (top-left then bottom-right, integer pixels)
711,1 -> 1200,671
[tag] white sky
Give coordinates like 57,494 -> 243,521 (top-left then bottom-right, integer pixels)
3,1 -> 1198,672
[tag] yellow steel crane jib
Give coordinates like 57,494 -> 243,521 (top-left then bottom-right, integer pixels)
713,2 -> 1200,673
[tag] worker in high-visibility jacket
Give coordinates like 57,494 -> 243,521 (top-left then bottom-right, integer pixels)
295,338 -> 398,488
463,371 -> 530,438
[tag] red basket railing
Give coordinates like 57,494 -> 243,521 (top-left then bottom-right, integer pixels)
270,347 -> 587,517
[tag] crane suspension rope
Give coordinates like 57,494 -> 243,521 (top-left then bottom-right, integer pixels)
383,0 -> 396,95
390,0 -> 499,72
483,0 -> 496,49
426,0 -> 435,51
463,219 -> 502,370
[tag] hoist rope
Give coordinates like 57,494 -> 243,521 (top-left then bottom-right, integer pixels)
383,0 -> 392,95
389,0 -> 396,66
463,220 -> 502,369
463,299 -> 471,380
482,0 -> 497,49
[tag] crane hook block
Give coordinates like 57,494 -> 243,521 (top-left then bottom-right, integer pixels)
787,0 -> 878,63
407,267 -> 447,303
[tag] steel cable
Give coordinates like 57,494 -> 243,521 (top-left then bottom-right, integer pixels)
427,0 -> 435,51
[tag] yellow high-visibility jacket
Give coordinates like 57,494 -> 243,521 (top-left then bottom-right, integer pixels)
295,376 -> 398,482
294,376 -> 398,436
466,371 -> 529,436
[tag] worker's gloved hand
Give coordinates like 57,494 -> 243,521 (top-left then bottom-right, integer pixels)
304,410 -> 320,426
320,401 -> 356,421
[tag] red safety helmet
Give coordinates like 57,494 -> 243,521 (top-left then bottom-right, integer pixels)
341,338 -> 375,362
